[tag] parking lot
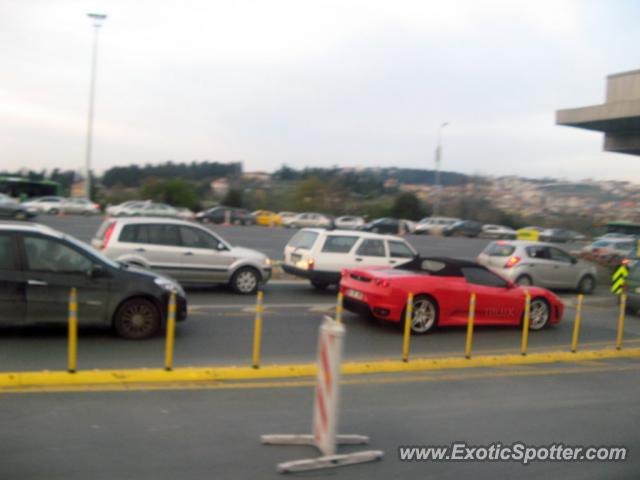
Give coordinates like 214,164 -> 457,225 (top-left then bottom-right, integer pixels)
1,215 -> 631,373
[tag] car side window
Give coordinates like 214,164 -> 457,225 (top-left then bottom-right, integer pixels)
462,267 -> 509,288
322,235 -> 358,253
526,246 -> 550,260
180,227 -> 220,249
549,247 -> 572,263
388,240 -> 415,258
146,225 -> 181,246
0,235 -> 16,270
24,236 -> 92,274
356,239 -> 386,257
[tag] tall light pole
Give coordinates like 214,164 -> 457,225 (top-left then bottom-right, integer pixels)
432,121 -> 448,217
84,12 -> 107,200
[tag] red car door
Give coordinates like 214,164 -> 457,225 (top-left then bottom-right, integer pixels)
462,266 -> 525,326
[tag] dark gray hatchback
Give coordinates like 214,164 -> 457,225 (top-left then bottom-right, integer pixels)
0,222 -> 187,339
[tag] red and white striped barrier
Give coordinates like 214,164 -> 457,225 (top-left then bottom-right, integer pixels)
261,316 -> 384,473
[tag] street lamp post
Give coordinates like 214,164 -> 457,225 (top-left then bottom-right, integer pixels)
84,12 -> 107,200
433,122 -> 448,217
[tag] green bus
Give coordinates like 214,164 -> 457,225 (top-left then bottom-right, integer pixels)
606,221 -> 640,237
0,176 -> 62,199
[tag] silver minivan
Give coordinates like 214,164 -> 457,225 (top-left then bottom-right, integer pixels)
477,240 -> 597,293
91,218 -> 271,294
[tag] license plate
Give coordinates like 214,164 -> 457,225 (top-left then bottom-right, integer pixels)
346,289 -> 364,300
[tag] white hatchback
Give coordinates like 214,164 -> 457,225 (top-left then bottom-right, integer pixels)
282,228 -> 417,289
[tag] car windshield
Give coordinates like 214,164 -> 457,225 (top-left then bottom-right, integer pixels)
288,230 -> 318,249
63,234 -> 120,269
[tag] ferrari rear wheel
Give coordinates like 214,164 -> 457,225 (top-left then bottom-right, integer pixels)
528,298 -> 550,330
408,295 -> 438,334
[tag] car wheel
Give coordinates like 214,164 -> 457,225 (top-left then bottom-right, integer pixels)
528,298 -> 550,330
13,211 -> 28,221
515,275 -> 533,287
577,275 -> 596,295
404,295 -> 439,334
311,280 -> 330,291
113,298 -> 161,340
231,267 -> 260,294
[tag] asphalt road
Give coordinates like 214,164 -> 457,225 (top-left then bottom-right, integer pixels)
37,214 -> 496,260
2,357 -> 639,479
1,282 -> 635,372
0,214 -> 623,373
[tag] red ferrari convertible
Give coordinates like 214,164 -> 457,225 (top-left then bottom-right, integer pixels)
340,257 -> 563,334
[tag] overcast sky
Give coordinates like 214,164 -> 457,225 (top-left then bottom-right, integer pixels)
2,0 -> 639,181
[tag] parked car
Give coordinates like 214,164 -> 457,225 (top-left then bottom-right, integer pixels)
288,212 -> 333,229
175,207 -> 196,221
252,210 -> 282,227
414,217 -> 460,235
479,224 -> 517,240
540,228 -> 586,243
278,211 -> 298,227
106,201 -> 144,217
0,222 -> 187,339
0,194 -> 35,220
334,216 -> 365,230
340,257 -> 563,334
624,261 -> 640,315
442,220 -> 483,238
593,233 -> 634,242
359,218 -> 412,235
91,218 -> 271,294
477,240 -> 597,293
107,201 -> 178,218
401,219 -> 417,233
65,198 -> 101,215
196,206 -> 253,225
22,196 -> 68,215
581,238 -> 635,261
282,228 -> 417,289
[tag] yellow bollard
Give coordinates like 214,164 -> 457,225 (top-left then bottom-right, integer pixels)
616,293 -> 627,350
335,291 -> 344,325
402,292 -> 414,362
164,290 -> 177,371
68,287 -> 78,373
521,291 -> 531,356
571,294 -> 584,353
465,293 -> 476,359
252,290 -> 264,368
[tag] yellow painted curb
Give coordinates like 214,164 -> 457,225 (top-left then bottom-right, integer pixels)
1,348 -> 639,391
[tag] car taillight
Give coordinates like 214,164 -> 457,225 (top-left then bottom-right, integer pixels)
92,203 -> 100,209
101,222 -> 116,250
375,278 -> 390,288
341,269 -> 348,277
307,259 -> 315,270
504,256 -> 521,268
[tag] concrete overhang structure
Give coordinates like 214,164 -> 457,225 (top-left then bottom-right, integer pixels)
556,69 -> 640,156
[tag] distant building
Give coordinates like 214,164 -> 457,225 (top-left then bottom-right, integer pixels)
556,69 -> 640,156
71,181 -> 86,198
242,171 -> 271,182
210,178 -> 230,196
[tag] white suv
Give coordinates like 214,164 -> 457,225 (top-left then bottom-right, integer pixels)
282,228 -> 417,289
91,218 -> 272,294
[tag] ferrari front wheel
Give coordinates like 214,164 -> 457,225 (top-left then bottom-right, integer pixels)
406,295 -> 438,334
